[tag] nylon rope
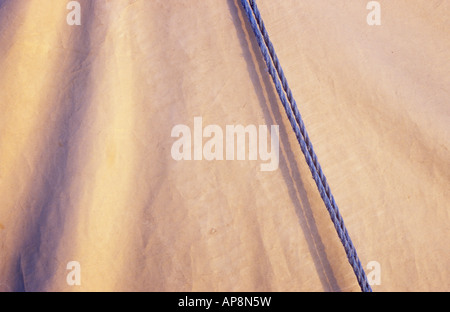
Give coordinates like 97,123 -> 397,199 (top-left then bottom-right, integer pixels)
239,0 -> 372,292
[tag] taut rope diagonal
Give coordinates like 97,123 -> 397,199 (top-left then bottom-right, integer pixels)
239,0 -> 372,292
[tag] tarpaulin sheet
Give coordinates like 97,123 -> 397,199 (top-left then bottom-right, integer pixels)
0,0 -> 449,291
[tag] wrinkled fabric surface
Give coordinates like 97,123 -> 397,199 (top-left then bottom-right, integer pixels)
0,0 -> 449,292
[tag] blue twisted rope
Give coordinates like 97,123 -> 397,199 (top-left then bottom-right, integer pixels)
239,0 -> 372,292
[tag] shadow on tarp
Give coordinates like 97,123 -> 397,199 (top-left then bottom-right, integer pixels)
9,0 -> 101,292
227,0 -> 342,292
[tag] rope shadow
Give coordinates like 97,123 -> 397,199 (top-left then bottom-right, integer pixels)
227,0 -> 341,291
